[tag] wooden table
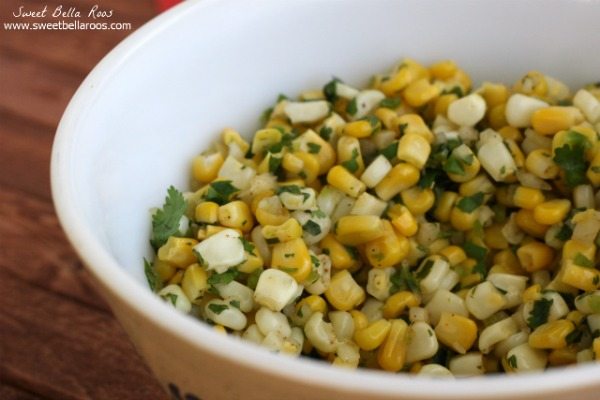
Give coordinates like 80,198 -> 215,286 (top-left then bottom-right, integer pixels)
1,1 -> 169,398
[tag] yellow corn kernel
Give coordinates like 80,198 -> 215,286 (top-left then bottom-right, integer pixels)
548,347 -> 578,366
459,175 -> 494,197
292,151 -> 320,184
365,221 -> 410,268
282,152 -> 304,174
271,238 -> 312,283
335,215 -> 385,245
533,199 -> 571,225
213,324 -> 227,335
378,67 -> 413,96
251,128 -> 282,155
495,185 -> 516,207
345,313 -> 368,339
498,126 -> 523,142
452,68 -> 472,92
387,204 -> 418,237
587,151 -> 600,186
505,139 -> 525,168
195,201 -> 219,224
458,258 -> 483,288
481,82 -> 509,109
327,165 -> 366,198
562,240 -> 596,262
433,94 -> 458,118
344,118 -> 380,139
265,118 -> 292,131
157,237 -> 199,268
515,209 -> 549,238
192,152 -> 224,183
255,197 -> 290,226
525,149 -> 559,180
429,60 -> 458,80
529,320 -> 575,350
434,191 -> 458,223
488,104 -> 508,130
566,310 -> 585,325
222,128 -> 250,153
494,249 -> 524,275
561,260 -> 600,291
594,338 -> 600,360
522,284 -> 542,303
325,270 -> 366,311
450,205 -> 479,231
154,259 -> 176,282
531,107 -> 584,135
403,78 -> 440,107
374,107 -> 399,130
401,187 -> 435,215
394,114 -> 434,143
552,126 -> 597,161
513,186 -> 545,210
438,245 -> 467,266
262,218 -> 303,243
516,241 -> 555,272
337,136 -> 364,176
181,263 -> 208,303
484,223 -> 509,250
435,313 -> 477,354
375,163 -> 420,201
383,291 -> 420,319
236,250 -> 263,274
218,201 -> 254,233
354,319 -> 392,351
396,132 -> 431,170
250,190 -> 275,214
378,319 -> 409,372
514,70 -> 548,97
320,234 -> 359,270
296,295 -> 328,316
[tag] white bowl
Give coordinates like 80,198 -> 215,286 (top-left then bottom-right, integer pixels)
52,0 -> 600,399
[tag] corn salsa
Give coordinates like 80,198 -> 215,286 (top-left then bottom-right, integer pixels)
145,58 -> 600,376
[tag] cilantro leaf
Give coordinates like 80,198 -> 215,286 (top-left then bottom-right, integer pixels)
456,192 -> 485,213
390,265 -> 420,294
246,268 -> 262,290
319,126 -> 333,141
379,98 -> 402,109
379,141 -> 398,161
208,303 -> 228,315
464,241 -> 488,278
507,354 -> 518,369
323,78 -> 341,102
307,143 -> 322,154
553,131 -> 591,187
268,154 -> 282,174
229,300 -> 241,309
444,155 -> 465,176
164,293 -> 178,306
239,237 -> 256,254
555,224 -> 573,241
574,252 -> 594,268
442,86 -> 464,98
143,258 -> 158,291
303,220 -> 322,236
150,186 -> 187,250
277,185 -> 309,201
204,180 -> 239,205
208,268 -> 239,286
341,148 -> 360,173
346,98 -> 358,116
418,168 -> 438,189
527,298 -> 553,329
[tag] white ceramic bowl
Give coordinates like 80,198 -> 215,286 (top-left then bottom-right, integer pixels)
52,0 -> 600,399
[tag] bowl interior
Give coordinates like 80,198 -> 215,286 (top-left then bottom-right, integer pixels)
53,0 -> 600,397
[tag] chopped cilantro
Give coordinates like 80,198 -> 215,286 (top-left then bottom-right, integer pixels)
143,258 -> 158,291
150,186 -> 187,249
268,154 -> 282,174
507,354 -> 518,369
164,293 -> 178,306
346,98 -> 358,116
208,303 -> 228,315
207,268 -> 239,286
319,126 -> 333,141
277,185 -> 310,201
303,220 -> 322,236
260,107 -> 273,124
464,241 -> 488,278
574,253 -> 594,268
379,97 -> 402,109
418,168 -> 438,189
310,254 -> 320,267
204,180 -> 239,205
442,86 -> 464,98
416,259 -> 434,280
307,142 -> 322,154
323,78 -> 341,102
229,300 -> 241,309
279,266 -> 298,273
344,245 -> 360,260
246,268 -> 262,290
265,238 -> 280,244
341,148 -> 360,173
565,325 -> 584,345
444,155 -> 465,176
553,131 -> 591,187
277,93 -> 288,102
239,237 -> 256,254
390,265 -> 420,294
555,224 -> 573,241
456,192 -> 485,213
527,298 -> 553,329
380,141 -> 398,160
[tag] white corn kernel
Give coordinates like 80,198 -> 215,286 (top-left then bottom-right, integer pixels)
505,94 -> 548,128
279,187 -> 317,211
193,229 -> 246,274
487,273 -> 528,309
255,307 -> 292,337
242,324 -> 265,345
284,100 -> 330,124
254,268 -> 300,311
477,139 -> 517,182
506,343 -> 547,372
304,312 -> 337,353
204,299 -> 247,331
466,281 -> 507,320
573,89 -> 600,123
425,289 -> 468,326
329,311 -> 355,341
360,155 -> 393,188
447,94 -> 487,127
449,352 -> 485,376
159,284 -> 192,313
479,317 -> 519,354
366,267 -> 395,301
351,90 -> 386,119
418,364 -> 454,377
215,280 -> 255,313
405,321 -> 439,363
350,192 -> 388,216
419,258 -> 450,296
218,156 -> 256,191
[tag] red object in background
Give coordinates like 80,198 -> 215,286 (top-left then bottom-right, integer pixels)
156,0 -> 182,12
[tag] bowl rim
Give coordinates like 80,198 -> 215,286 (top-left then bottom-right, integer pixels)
51,0 -> 600,397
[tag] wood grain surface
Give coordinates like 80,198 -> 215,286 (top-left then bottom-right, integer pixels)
0,1 -> 169,398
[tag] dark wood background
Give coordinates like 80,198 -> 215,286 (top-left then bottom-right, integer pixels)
0,1 -> 169,398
